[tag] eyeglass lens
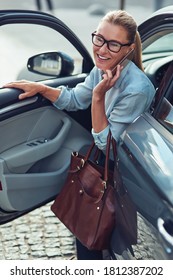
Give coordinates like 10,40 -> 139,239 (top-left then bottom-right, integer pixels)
92,34 -> 122,52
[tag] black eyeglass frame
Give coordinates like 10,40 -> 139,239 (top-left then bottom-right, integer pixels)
91,32 -> 133,53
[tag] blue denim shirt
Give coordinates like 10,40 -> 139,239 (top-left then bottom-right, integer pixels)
53,61 -> 155,150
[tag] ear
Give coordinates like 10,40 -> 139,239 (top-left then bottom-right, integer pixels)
130,43 -> 135,50
126,43 -> 135,55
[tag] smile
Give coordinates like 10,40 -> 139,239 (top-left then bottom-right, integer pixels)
97,54 -> 110,61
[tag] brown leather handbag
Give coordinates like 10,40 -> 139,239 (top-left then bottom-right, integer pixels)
51,131 -> 116,250
51,131 -> 138,250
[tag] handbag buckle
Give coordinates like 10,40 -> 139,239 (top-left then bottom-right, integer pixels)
102,180 -> 107,189
77,158 -> 85,170
72,151 -> 78,157
81,159 -> 85,168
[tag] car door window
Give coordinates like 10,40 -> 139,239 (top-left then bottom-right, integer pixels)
143,31 -> 173,88
0,23 -> 83,86
156,97 -> 173,133
143,33 -> 173,53
149,55 -> 173,134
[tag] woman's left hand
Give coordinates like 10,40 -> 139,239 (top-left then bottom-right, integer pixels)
93,64 -> 122,99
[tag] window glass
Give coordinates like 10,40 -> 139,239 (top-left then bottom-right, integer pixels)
143,33 -> 173,53
0,23 -> 83,86
142,31 -> 173,71
156,97 -> 173,134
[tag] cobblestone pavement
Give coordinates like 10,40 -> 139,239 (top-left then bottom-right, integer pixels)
0,203 -> 76,260
0,205 -> 164,260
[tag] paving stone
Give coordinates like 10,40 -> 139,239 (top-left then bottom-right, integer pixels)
0,202 -> 76,260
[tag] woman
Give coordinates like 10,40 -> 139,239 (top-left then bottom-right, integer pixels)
4,10 -> 155,260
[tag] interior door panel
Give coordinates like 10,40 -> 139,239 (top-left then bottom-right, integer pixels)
0,101 -> 92,212
0,107 -> 72,172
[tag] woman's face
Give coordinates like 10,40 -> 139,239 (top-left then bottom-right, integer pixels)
93,21 -> 133,72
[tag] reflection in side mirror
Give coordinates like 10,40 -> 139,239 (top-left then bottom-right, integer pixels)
27,51 -> 74,77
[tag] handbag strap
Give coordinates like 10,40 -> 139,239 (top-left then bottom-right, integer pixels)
104,131 -> 112,183
72,130 -> 117,188
111,136 -> 117,160
84,130 -> 114,185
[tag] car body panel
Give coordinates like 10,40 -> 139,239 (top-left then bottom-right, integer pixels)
122,115 -> 173,206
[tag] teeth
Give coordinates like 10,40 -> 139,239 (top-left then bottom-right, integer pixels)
98,55 -> 108,60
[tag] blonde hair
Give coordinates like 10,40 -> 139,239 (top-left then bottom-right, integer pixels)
101,10 -> 144,71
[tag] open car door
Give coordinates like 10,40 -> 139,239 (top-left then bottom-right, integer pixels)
0,10 -> 94,223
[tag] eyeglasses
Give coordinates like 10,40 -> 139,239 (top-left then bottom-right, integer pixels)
91,32 -> 132,53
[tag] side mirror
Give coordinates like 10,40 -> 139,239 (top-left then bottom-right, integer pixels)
27,51 -> 74,77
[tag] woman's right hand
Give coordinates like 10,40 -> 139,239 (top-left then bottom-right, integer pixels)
3,80 -> 61,103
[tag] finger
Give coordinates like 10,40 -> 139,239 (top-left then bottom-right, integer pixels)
3,82 -> 25,89
112,65 -> 121,79
18,88 -> 38,99
3,80 -> 30,88
102,70 -> 113,81
102,72 -> 108,80
105,69 -> 113,79
118,64 -> 124,72
3,83 -> 15,88
18,92 -> 30,100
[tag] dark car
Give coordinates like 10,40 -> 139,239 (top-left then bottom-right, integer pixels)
0,7 -> 173,260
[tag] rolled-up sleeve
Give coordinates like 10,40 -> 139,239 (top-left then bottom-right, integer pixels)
91,126 -> 110,150
53,68 -> 98,111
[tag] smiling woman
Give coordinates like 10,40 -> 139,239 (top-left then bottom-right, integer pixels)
0,6 -> 173,262
92,24 -> 134,73
3,9 -> 155,260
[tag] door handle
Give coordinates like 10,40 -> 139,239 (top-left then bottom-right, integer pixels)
157,217 -> 173,247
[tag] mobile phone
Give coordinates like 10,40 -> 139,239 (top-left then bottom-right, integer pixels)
111,48 -> 134,75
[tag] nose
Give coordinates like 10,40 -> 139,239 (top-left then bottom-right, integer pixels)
99,42 -> 109,53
